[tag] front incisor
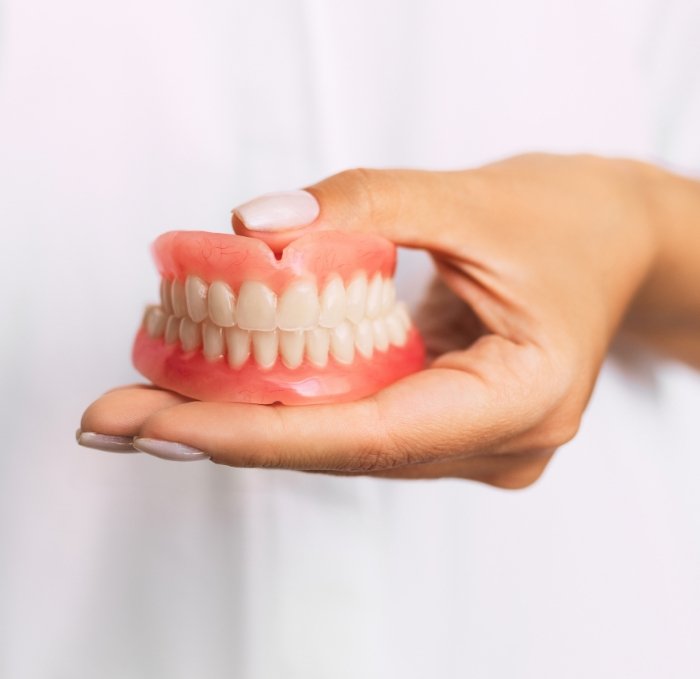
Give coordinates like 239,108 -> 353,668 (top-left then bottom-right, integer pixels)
252,331 -> 278,369
276,280 -> 320,330
237,281 -> 277,331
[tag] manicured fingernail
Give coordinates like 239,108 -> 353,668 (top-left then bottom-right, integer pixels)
132,437 -> 210,462
76,430 -> 136,453
233,190 -> 320,231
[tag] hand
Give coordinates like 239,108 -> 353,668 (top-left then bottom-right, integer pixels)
79,154 -> 697,487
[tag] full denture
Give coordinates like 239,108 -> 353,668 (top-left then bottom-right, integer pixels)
133,230 -> 424,404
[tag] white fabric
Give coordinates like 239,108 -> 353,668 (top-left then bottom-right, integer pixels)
1,1 -> 700,677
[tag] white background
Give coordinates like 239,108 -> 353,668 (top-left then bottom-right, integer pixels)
1,1 -> 700,677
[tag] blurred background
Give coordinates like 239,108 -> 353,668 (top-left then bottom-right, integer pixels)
1,1 -> 699,677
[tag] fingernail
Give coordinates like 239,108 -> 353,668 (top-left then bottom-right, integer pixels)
233,190 -> 320,231
132,437 -> 210,462
76,429 -> 137,453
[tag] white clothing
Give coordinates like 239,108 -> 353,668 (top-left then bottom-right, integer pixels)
1,1 -> 699,677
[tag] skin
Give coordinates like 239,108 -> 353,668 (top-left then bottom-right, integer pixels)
80,153 -> 700,488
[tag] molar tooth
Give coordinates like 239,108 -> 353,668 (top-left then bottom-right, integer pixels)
277,280 -> 320,330
386,312 -> 407,347
345,273 -> 368,323
252,330 -> 278,369
381,278 -> 396,314
354,318 -> 374,359
160,279 -> 173,314
225,327 -> 250,368
365,273 -> 383,319
372,318 -> 389,352
171,280 -> 188,317
164,315 -> 180,344
208,281 -> 236,327
179,317 -> 202,352
237,281 -> 277,331
145,307 -> 166,338
330,321 -> 355,365
305,327 -> 330,367
319,276 -> 346,328
279,330 -> 305,369
202,321 -> 224,361
185,275 -> 209,322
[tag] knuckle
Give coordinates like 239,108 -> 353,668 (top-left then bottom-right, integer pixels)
333,167 -> 399,225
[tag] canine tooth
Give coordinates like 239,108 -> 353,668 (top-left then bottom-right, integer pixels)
279,330 -> 305,369
202,321 -> 224,361
164,315 -> 180,344
208,281 -> 236,327
171,280 -> 188,317
365,273 -> 383,319
185,275 -> 209,322
372,318 -> 389,352
395,301 -> 412,330
179,317 -> 201,352
354,318 -> 374,359
386,312 -> 407,347
319,276 -> 346,328
237,281 -> 277,331
345,273 -> 367,323
160,279 -> 173,314
330,321 -> 355,364
306,327 -> 330,367
277,280 -> 320,330
252,330 -> 278,369
381,278 -> 396,314
145,307 -> 166,338
225,327 -> 250,368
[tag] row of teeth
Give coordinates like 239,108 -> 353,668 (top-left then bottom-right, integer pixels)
158,273 -> 398,332
143,303 -> 412,369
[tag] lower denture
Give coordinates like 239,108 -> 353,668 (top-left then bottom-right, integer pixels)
133,230 -> 424,405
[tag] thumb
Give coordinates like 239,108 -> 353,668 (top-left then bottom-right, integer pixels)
232,168 -> 463,253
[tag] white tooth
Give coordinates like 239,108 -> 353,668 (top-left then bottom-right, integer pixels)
365,273 -> 383,319
386,312 -> 407,347
202,321 -> 224,361
279,330 -> 305,369
236,281 -> 277,331
252,330 -> 278,369
345,273 -> 368,323
208,280 -> 236,327
179,317 -> 201,352
319,276 -> 346,328
145,307 -> 166,338
277,280 -> 320,330
164,315 -> 180,344
160,279 -> 173,314
185,275 -> 209,322
354,318 -> 374,359
395,301 -> 412,330
225,326 -> 250,368
372,318 -> 389,352
381,278 -> 396,315
306,327 -> 330,367
171,280 -> 188,317
330,321 -> 355,364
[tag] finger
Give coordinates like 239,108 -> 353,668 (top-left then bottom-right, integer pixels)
80,386 -> 190,437
231,169 -> 473,254
136,337 -> 551,472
